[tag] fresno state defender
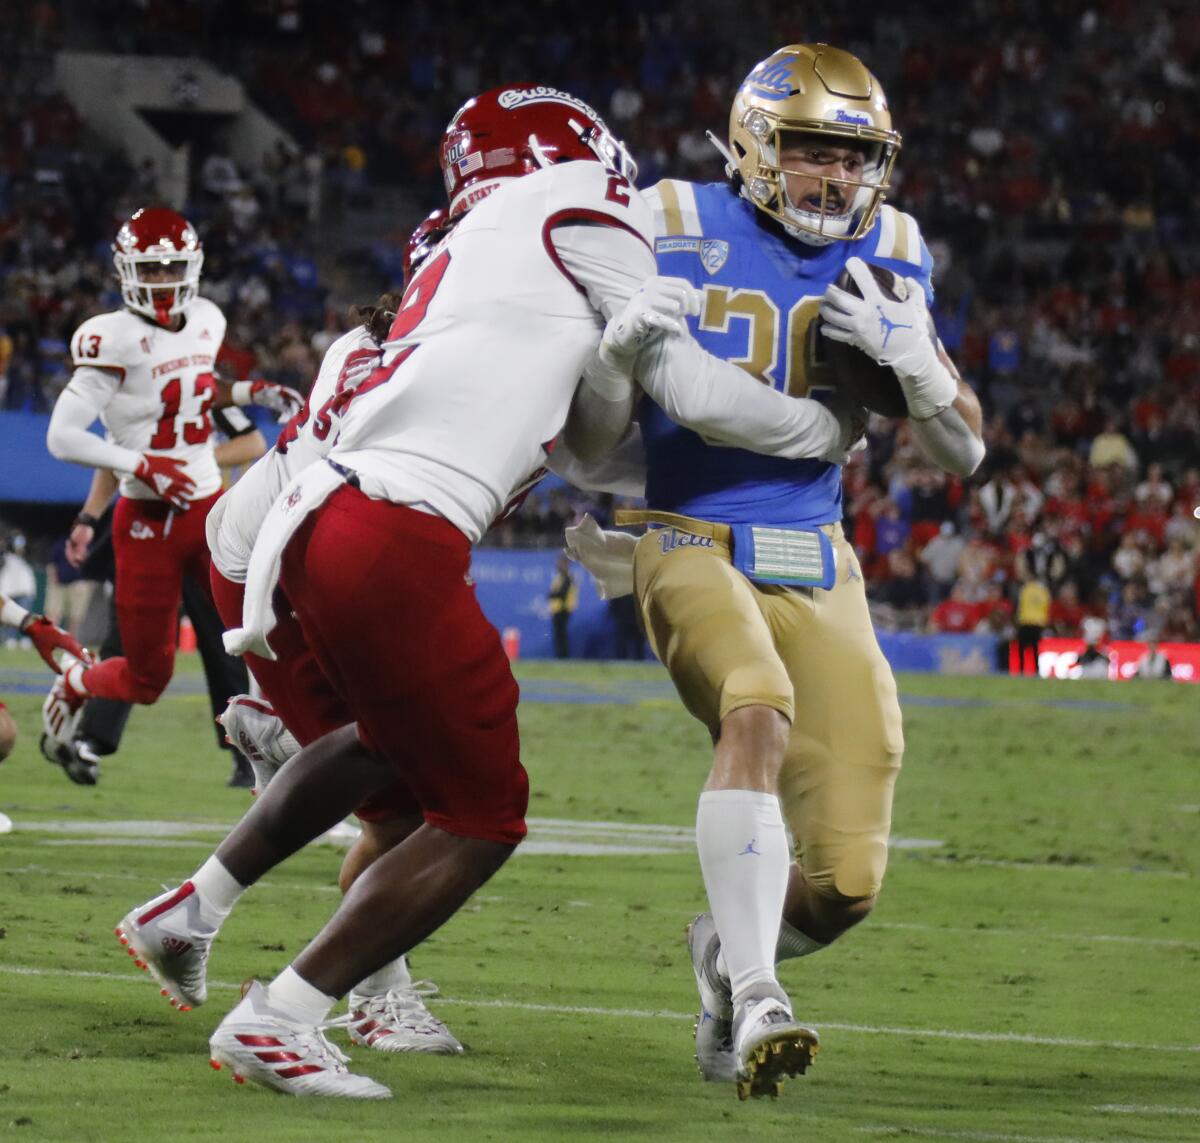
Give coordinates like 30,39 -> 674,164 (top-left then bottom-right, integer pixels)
43,207 -> 299,746
118,87 -> 857,1098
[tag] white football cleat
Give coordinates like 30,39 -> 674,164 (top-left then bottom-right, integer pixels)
209,982 -> 392,1099
732,986 -> 819,1100
686,912 -> 735,1082
41,656 -> 87,749
115,881 -> 215,1010
217,695 -> 301,795
338,981 -> 464,1054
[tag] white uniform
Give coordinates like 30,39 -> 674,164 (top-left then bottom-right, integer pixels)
329,162 -> 656,542
208,325 -> 380,581
53,299 -> 227,500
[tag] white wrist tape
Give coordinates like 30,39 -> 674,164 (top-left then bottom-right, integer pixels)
230,381 -> 253,406
0,599 -> 30,628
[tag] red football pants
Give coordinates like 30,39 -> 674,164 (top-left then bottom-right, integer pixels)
279,485 -> 527,843
82,493 -> 220,705
210,564 -> 421,824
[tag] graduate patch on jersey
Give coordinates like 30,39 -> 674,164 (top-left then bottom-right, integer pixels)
652,236 -> 730,276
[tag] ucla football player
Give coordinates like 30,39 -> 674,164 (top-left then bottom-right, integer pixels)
570,44 -> 984,1099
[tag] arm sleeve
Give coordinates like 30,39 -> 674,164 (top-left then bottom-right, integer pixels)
550,223 -> 841,461
634,331 -> 842,460
908,404 -> 985,477
46,372 -> 141,473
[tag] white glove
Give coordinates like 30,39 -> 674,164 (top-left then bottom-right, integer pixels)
601,276 -> 702,364
231,380 -> 306,421
563,514 -> 638,600
818,256 -> 957,421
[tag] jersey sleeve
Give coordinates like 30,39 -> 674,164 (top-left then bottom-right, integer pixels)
69,313 -> 133,377
869,205 -> 935,304
543,163 -> 657,319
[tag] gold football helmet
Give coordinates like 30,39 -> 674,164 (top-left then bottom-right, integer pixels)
727,44 -> 901,245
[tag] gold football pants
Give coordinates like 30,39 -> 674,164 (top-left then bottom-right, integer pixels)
631,516 -> 904,900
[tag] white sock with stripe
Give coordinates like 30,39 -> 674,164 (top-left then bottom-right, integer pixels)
267,966 -> 337,1025
191,856 -> 245,929
353,956 -> 413,997
695,788 -> 790,1006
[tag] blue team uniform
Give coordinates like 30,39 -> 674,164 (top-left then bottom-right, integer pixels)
639,180 -> 933,528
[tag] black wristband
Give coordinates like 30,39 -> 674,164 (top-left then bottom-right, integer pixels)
74,512 -> 99,529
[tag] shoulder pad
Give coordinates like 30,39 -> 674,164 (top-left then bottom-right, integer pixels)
544,161 -> 654,251
871,205 -> 927,269
70,310 -> 139,372
190,297 -> 228,340
645,179 -> 703,238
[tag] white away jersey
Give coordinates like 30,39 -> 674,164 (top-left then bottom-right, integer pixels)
67,298 -> 227,500
208,325 -> 380,580
328,160 -> 656,542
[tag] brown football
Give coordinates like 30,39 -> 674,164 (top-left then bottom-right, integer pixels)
813,263 -> 919,419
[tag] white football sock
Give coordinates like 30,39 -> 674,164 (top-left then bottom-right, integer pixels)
267,966 -> 337,1025
696,789 -> 790,1006
190,856 -> 245,929
353,956 -> 413,997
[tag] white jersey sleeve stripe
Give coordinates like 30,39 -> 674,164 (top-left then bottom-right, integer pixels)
875,204 -> 898,260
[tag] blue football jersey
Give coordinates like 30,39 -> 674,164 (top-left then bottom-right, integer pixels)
639,180 -> 934,528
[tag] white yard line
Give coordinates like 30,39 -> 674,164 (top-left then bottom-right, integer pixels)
860,1129 -> 1110,1143
1,964 -> 1197,1055
1094,1104 -> 1200,1116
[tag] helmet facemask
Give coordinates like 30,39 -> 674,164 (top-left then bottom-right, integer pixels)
738,112 -> 896,246
115,250 -> 203,325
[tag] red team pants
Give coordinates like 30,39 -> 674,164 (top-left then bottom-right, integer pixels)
82,492 -> 221,705
270,485 -> 527,843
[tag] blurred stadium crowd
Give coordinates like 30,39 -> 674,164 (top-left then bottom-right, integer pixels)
1,0 -> 1197,642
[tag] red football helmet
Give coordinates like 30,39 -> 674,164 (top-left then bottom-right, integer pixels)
439,84 -> 637,219
113,206 -> 204,325
403,207 -> 451,285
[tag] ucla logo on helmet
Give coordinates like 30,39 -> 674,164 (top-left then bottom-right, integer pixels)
745,60 -> 794,101
700,239 -> 730,276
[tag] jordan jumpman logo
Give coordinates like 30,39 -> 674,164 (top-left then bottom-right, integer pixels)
876,304 -> 913,349
739,838 -> 762,856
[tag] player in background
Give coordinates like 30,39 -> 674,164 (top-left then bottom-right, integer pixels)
41,207 -> 301,755
115,84 -> 866,1099
43,397 -> 268,787
566,45 -> 985,1098
0,592 -> 88,761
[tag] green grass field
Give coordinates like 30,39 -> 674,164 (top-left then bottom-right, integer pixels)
0,651 -> 1197,1142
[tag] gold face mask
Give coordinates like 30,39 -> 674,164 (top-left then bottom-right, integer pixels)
728,44 -> 902,245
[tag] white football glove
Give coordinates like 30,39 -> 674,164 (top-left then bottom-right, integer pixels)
601,276 -> 702,364
818,256 -> 957,420
231,380 -> 306,421
563,514 -> 638,600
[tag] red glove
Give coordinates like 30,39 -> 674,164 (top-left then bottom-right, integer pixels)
248,381 -> 304,420
22,615 -> 92,674
134,454 -> 195,510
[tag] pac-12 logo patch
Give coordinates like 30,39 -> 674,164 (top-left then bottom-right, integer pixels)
700,240 -> 729,276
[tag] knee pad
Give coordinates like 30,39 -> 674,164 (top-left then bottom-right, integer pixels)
806,838 -> 890,901
720,661 -> 793,722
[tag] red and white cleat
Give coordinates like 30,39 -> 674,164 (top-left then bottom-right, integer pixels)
217,695 -> 301,795
340,982 -> 464,1055
209,982 -> 391,1099
115,881 -> 214,1010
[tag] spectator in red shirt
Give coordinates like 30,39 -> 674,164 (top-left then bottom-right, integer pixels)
929,584 -> 982,634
